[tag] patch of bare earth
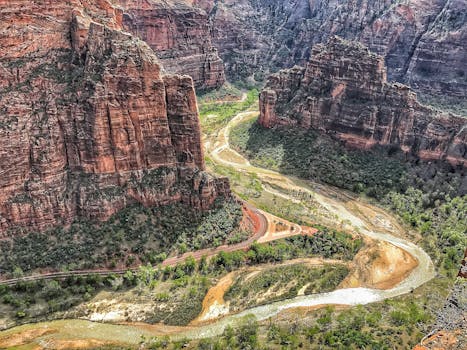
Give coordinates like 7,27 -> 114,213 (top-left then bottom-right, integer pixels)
190,272 -> 236,325
414,330 -> 465,350
342,238 -> 418,289
39,339 -> 117,350
0,328 -> 57,347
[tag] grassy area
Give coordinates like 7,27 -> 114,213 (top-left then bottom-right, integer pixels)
199,89 -> 258,135
225,263 -> 349,311
132,273 -> 210,326
206,157 -> 327,226
197,83 -> 243,103
0,198 -> 244,278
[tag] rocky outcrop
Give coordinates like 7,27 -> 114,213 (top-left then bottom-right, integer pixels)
404,0 -> 467,99
192,0 -> 466,99
259,37 -> 467,166
0,0 -> 229,234
116,0 -> 225,90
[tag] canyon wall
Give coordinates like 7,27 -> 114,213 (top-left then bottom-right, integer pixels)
53,0 -> 462,99
116,0 -> 225,90
192,0 -> 466,100
0,0 -> 229,234
259,37 -> 466,166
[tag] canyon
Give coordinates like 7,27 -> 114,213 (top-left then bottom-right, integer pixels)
259,37 -> 466,166
0,0 -> 229,234
0,1 -> 465,348
28,0 -> 463,101
192,0 -> 466,101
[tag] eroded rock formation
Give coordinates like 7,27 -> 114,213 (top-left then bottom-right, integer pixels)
0,0 -> 229,234
259,37 -> 467,166
116,0 -> 225,90
190,0 -> 466,100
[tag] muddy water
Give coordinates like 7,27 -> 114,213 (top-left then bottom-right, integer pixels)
0,111 -> 436,346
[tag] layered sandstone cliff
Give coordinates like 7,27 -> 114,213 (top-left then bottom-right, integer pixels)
191,0 -> 466,100
0,0 -> 229,234
116,0 -> 225,90
259,37 -> 466,166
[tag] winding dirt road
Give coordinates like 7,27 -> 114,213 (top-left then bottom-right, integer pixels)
175,110 -> 437,339
0,109 -> 436,346
0,203 -> 269,287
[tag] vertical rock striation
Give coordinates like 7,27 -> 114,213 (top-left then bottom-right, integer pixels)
116,0 -> 225,90
259,37 -> 467,166
0,0 -> 229,235
190,0 -> 466,100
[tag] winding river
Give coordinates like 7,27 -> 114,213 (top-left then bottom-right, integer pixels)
180,111 -> 436,339
0,110 -> 436,346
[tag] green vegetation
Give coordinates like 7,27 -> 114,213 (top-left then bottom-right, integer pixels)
197,83 -> 243,103
230,118 -> 466,276
206,157 -> 322,226
207,230 -> 361,275
137,270 -> 210,326
225,263 -> 349,310
418,92 -> 467,116
230,119 -> 407,199
0,227 -> 360,327
0,198 -> 244,277
206,156 -> 264,200
0,275 -> 124,324
384,190 -> 467,277
136,317 -> 262,350
129,278 -> 451,350
199,89 -> 258,134
0,260 -> 208,327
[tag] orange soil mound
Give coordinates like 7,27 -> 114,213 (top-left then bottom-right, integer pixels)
0,328 -> 57,347
342,240 -> 418,290
414,330 -> 463,350
190,272 -> 235,326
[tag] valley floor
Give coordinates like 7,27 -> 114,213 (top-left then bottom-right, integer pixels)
0,93 -> 451,350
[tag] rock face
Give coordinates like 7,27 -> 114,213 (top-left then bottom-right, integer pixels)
259,37 -> 467,166
0,0 -> 229,234
192,0 -> 466,99
29,0 -> 460,98
116,0 -> 225,90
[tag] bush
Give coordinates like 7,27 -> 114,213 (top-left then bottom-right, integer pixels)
0,198 -> 244,276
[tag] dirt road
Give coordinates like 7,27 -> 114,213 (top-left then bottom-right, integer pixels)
0,108 -> 436,346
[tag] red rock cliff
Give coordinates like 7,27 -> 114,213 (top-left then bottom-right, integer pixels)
116,0 -> 225,90
259,37 -> 466,166
0,0 -> 229,234
189,0 -> 466,102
